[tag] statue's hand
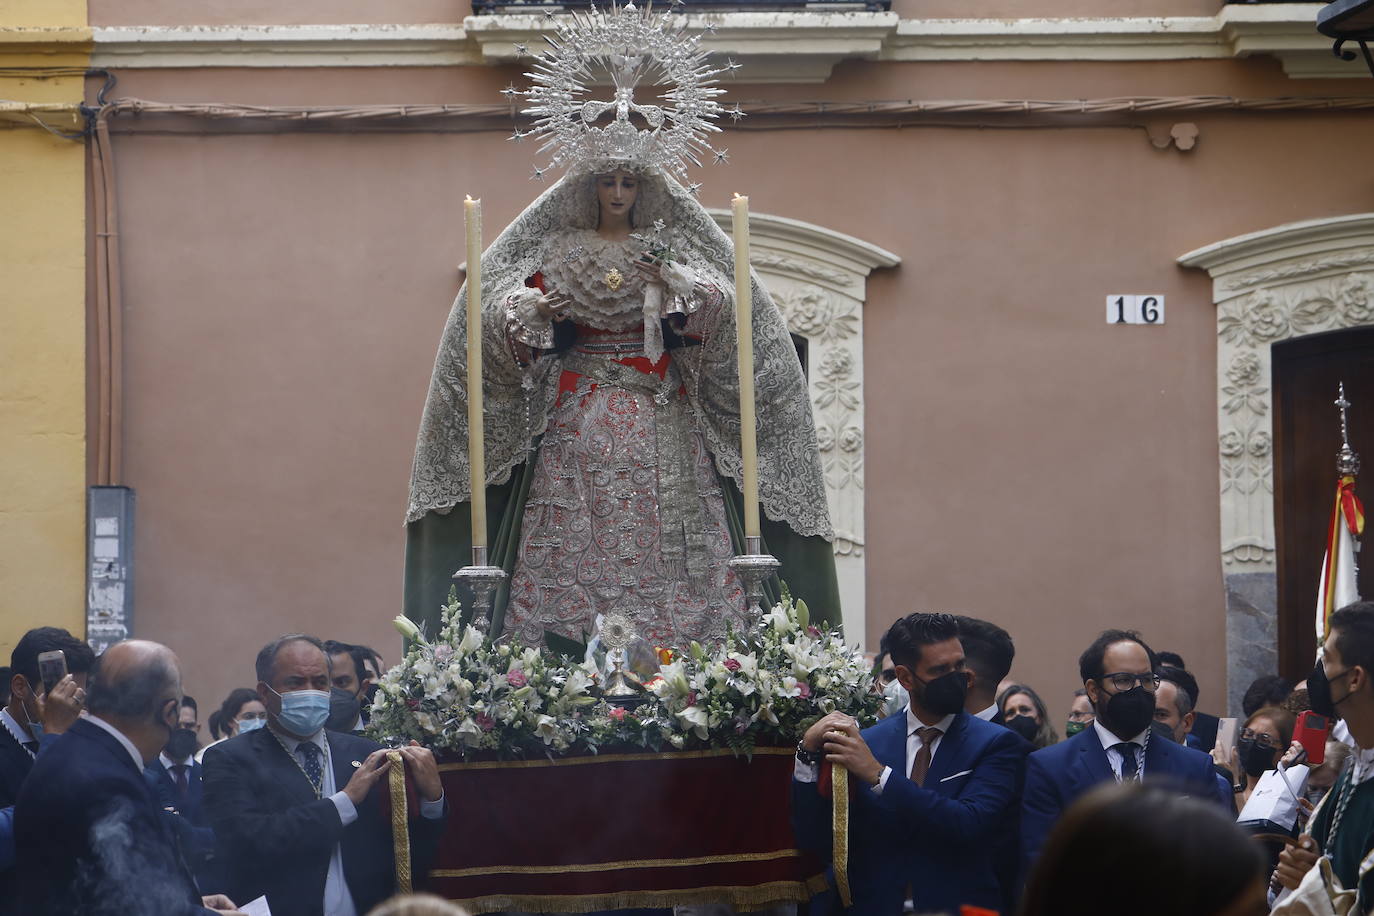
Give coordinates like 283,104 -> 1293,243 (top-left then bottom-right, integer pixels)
634,251 -> 664,284
536,291 -> 572,321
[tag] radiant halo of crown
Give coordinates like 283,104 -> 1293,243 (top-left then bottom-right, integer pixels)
504,1 -> 744,192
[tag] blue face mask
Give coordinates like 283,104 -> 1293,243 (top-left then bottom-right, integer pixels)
268,687 -> 331,737
236,716 -> 266,734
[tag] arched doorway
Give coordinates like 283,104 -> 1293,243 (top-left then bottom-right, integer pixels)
1181,214 -> 1374,711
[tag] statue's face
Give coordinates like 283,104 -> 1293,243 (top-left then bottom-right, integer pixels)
596,171 -> 639,220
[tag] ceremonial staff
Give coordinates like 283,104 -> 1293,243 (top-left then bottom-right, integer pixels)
1317,382 -> 1365,646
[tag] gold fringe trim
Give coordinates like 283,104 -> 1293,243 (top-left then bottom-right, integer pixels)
431,848 -> 802,879
443,877 -> 830,915
832,765 -> 852,908
437,746 -> 793,772
388,750 -> 413,895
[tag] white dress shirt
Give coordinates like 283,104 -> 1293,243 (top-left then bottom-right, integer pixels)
0,709 -> 37,757
86,715 -> 146,771
160,751 -> 194,772
973,703 -> 998,722
275,729 -> 359,916
273,729 -> 446,916
794,706 -> 957,795
1093,719 -> 1147,781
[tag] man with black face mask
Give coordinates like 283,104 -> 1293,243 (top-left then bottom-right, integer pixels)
1275,601 -> 1374,904
324,640 -> 370,733
1020,629 -> 1234,873
145,693 -> 221,892
791,612 -> 1028,914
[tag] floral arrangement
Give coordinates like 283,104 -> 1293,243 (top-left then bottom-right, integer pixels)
369,589 -> 880,760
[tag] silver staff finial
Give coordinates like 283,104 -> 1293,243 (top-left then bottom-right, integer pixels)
1337,382 -> 1361,477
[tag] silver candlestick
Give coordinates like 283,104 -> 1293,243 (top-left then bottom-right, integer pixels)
452,545 -> 507,635
729,535 -> 781,619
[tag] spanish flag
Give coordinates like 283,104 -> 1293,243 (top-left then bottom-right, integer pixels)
1317,474 -> 1365,646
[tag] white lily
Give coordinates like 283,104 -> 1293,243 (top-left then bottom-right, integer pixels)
676,704 -> 710,740
536,715 -> 559,744
563,668 -> 593,697
457,625 -> 484,656
455,718 -> 483,746
393,615 -> 423,642
726,652 -> 758,679
652,660 -> 692,704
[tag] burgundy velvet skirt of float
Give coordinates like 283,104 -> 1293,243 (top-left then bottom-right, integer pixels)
501,335 -> 748,649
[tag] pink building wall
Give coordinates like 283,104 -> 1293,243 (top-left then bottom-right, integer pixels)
84,27 -> 1374,722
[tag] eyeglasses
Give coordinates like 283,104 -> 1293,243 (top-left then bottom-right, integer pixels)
1098,672 -> 1161,692
1241,728 -> 1282,750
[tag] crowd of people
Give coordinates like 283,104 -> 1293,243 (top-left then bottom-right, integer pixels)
0,627 -> 452,915
793,605 -> 1374,916
3,604 -> 1374,915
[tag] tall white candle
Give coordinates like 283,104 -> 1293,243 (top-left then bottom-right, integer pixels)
732,193 -> 760,539
465,196 -> 487,549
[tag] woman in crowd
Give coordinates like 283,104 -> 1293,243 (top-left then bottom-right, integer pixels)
1020,783 -> 1267,916
196,687 -> 268,762
1065,688 -> 1094,738
997,683 -> 1059,749
1224,705 -> 1295,807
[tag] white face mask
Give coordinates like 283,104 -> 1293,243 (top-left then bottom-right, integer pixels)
236,716 -> 266,734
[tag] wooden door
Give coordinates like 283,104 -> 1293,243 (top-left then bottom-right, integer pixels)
1273,326 -> 1374,680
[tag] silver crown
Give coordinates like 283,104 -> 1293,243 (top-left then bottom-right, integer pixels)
507,2 -> 740,188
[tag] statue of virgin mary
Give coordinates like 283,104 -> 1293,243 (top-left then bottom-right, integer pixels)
403,4 -> 838,649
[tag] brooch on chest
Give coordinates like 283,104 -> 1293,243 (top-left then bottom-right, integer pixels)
604,267 -> 625,291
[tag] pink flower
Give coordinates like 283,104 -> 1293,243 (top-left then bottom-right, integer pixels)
506,670 -> 527,688
686,691 -> 698,707
475,713 -> 495,732
806,625 -> 821,637
405,699 -> 420,710
723,658 -> 741,672
608,706 -> 628,722
798,683 -> 812,698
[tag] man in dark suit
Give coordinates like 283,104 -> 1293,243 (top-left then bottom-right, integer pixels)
147,722 -> 223,893
793,612 -> 1029,914
203,634 -> 448,916
1020,629 -> 1234,873
13,639 -> 243,915
0,627 -> 94,904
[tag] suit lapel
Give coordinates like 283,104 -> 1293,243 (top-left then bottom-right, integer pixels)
327,732 -> 365,802
924,713 -> 967,786
1144,732 -> 1174,777
867,714 -> 908,773
259,729 -> 323,806
1075,728 -> 1115,790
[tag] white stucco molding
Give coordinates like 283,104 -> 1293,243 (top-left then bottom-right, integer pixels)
889,6 -> 1355,77
708,208 -> 899,647
91,5 -> 1366,80
1180,214 -> 1374,571
92,24 -> 480,69
467,11 -> 896,83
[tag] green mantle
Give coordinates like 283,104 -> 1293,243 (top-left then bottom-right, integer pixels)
403,461 -> 842,649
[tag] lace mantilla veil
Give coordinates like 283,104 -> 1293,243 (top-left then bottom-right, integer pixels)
406,162 -> 834,543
